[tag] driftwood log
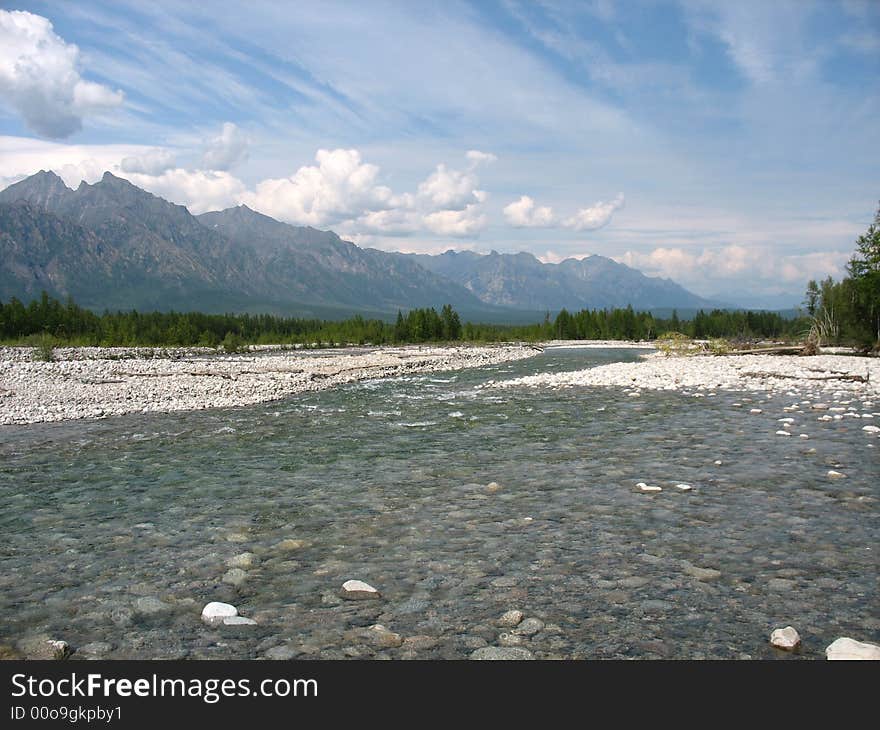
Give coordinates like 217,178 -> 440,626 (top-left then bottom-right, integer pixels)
741,371 -> 869,383
720,346 -> 805,356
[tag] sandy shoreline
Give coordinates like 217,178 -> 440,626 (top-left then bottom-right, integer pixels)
492,351 -> 880,400
0,344 -> 538,426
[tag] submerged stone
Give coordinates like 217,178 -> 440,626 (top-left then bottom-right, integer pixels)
18,636 -> 71,660
134,596 -> 170,615
683,563 -> 721,581
222,568 -> 248,587
470,646 -> 535,660
497,609 -> 524,627
513,618 -> 545,636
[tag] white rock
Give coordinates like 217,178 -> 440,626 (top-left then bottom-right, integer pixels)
637,482 -> 662,492
825,637 -> 880,660
827,470 -> 847,479
222,616 -> 257,626
863,425 -> 880,433
775,430 -> 791,436
770,626 -> 801,650
201,601 -> 238,624
341,579 -> 381,600
675,483 -> 693,491
750,408 -> 763,414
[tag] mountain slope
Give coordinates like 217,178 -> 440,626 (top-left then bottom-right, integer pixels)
197,205 -> 496,314
0,201 -> 112,304
408,249 -> 718,311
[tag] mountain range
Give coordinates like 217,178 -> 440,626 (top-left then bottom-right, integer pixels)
0,170 -> 719,320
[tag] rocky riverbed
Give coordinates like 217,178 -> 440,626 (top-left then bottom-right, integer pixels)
0,345 -> 877,660
0,344 -> 538,425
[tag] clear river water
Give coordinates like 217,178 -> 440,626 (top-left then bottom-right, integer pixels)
1,347 -> 877,659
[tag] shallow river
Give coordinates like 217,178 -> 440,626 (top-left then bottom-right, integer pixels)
1,347 -> 877,659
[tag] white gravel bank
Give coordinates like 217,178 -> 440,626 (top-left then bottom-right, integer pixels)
491,352 -> 880,399
0,344 -> 537,425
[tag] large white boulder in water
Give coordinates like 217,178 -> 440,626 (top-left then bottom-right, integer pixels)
825,637 -> 880,660
770,626 -> 801,651
341,579 -> 380,600
201,601 -> 238,625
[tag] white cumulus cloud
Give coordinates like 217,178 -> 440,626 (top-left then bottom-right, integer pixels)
240,148 -> 395,226
350,207 -> 420,236
423,204 -> 487,237
417,163 -> 486,211
0,10 -> 123,138
563,193 -> 625,231
503,195 -> 556,227
242,149 -> 490,237
120,148 -> 177,176
201,122 -> 249,171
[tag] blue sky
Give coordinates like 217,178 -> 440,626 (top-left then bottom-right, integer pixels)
0,0 -> 878,307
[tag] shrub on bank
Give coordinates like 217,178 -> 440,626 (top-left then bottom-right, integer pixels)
28,332 -> 57,362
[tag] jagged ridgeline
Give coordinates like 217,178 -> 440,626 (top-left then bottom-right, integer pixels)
0,170 -> 721,321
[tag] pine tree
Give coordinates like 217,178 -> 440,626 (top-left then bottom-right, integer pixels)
846,202 -> 880,344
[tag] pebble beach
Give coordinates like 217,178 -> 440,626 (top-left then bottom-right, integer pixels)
0,344 -> 538,425
492,350 -> 880,400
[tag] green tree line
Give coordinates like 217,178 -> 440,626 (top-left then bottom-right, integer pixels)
0,291 -> 808,348
803,202 -> 880,348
